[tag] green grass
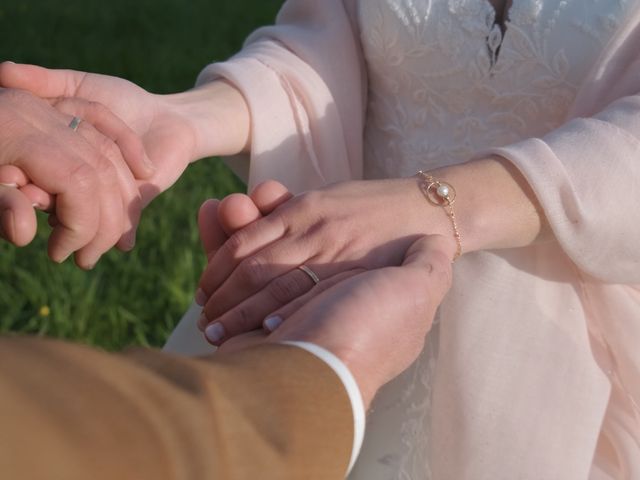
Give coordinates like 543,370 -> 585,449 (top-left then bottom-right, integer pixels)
0,0 -> 283,350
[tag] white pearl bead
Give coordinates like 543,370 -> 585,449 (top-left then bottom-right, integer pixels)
437,184 -> 450,198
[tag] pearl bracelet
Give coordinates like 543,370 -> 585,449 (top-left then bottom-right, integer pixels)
416,171 -> 462,261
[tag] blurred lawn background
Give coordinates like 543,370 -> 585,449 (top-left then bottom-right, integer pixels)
0,0 -> 283,350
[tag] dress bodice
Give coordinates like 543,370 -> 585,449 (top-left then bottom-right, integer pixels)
359,0 -> 632,178
350,1 -> 634,479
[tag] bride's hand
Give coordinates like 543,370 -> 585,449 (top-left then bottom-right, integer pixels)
197,157 -> 547,345
220,234 -> 454,408
196,177 -> 458,344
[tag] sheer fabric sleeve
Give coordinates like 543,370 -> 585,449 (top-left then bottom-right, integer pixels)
486,19 -> 640,284
196,0 -> 366,193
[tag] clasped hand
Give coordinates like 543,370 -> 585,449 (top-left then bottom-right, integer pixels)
197,181 -> 452,405
0,61 -> 199,267
196,179 -> 457,345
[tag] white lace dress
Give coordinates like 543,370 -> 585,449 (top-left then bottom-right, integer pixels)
166,1 -> 640,478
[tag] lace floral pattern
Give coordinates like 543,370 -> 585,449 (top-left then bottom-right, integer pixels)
349,1 -> 631,479
358,0 -> 629,179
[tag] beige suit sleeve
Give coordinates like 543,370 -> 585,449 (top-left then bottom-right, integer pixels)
0,337 -> 353,480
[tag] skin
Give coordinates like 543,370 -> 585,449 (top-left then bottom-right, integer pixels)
195,157 -> 547,345
0,61 -> 250,266
0,87 -> 152,267
205,180 -> 453,408
0,62 -> 547,347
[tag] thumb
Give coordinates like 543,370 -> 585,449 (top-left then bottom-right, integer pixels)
0,62 -> 84,97
0,185 -> 37,247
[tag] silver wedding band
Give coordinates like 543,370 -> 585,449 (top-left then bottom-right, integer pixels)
297,265 -> 320,285
68,116 -> 82,132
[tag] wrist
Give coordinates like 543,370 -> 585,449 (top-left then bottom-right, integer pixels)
160,80 -> 251,161
429,157 -> 548,253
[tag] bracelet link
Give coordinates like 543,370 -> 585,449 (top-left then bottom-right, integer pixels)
416,171 -> 463,261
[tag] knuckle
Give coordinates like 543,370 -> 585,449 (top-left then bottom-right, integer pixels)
223,229 -> 248,260
100,136 -> 121,161
66,162 -> 98,193
267,273 -> 306,305
236,255 -> 268,290
93,154 -> 118,183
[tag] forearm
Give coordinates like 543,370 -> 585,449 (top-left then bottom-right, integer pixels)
160,80 -> 251,161
393,156 -> 550,261
430,157 -> 549,254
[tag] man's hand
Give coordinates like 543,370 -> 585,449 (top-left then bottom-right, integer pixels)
207,181 -> 453,408
0,62 -> 250,208
0,88 -> 151,267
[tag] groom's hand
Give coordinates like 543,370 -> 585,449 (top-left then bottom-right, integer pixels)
0,61 -> 254,209
208,182 -> 453,407
0,87 -> 149,267
219,234 -> 453,408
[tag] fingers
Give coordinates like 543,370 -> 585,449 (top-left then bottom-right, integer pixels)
10,135 -> 100,263
197,214 -> 287,298
198,232 -> 326,325
0,185 -> 37,246
198,199 -> 226,260
196,194 -> 263,305
200,265 -> 321,343
196,180 -> 293,295
0,62 -> 84,98
262,269 -> 365,332
0,87 -> 143,265
249,180 -> 292,215
217,193 -> 262,237
0,165 -> 29,187
67,119 -> 140,261
19,184 -> 55,211
51,97 -> 154,179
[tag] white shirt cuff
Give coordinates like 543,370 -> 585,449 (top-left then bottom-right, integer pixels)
280,341 -> 365,475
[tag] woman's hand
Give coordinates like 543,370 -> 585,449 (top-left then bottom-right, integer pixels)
219,234 -> 454,409
196,177 -> 458,344
197,158 -> 547,345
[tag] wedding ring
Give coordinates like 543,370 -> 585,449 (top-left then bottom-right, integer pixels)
297,265 -> 320,285
68,116 -> 82,132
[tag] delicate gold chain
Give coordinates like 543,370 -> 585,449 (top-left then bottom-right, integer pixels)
416,171 -> 462,261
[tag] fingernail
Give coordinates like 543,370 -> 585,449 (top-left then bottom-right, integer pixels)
0,183 -> 18,188
56,253 -> 71,264
195,288 -> 208,306
121,232 -> 136,251
32,202 -> 43,210
205,322 -> 226,344
264,315 -> 283,332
